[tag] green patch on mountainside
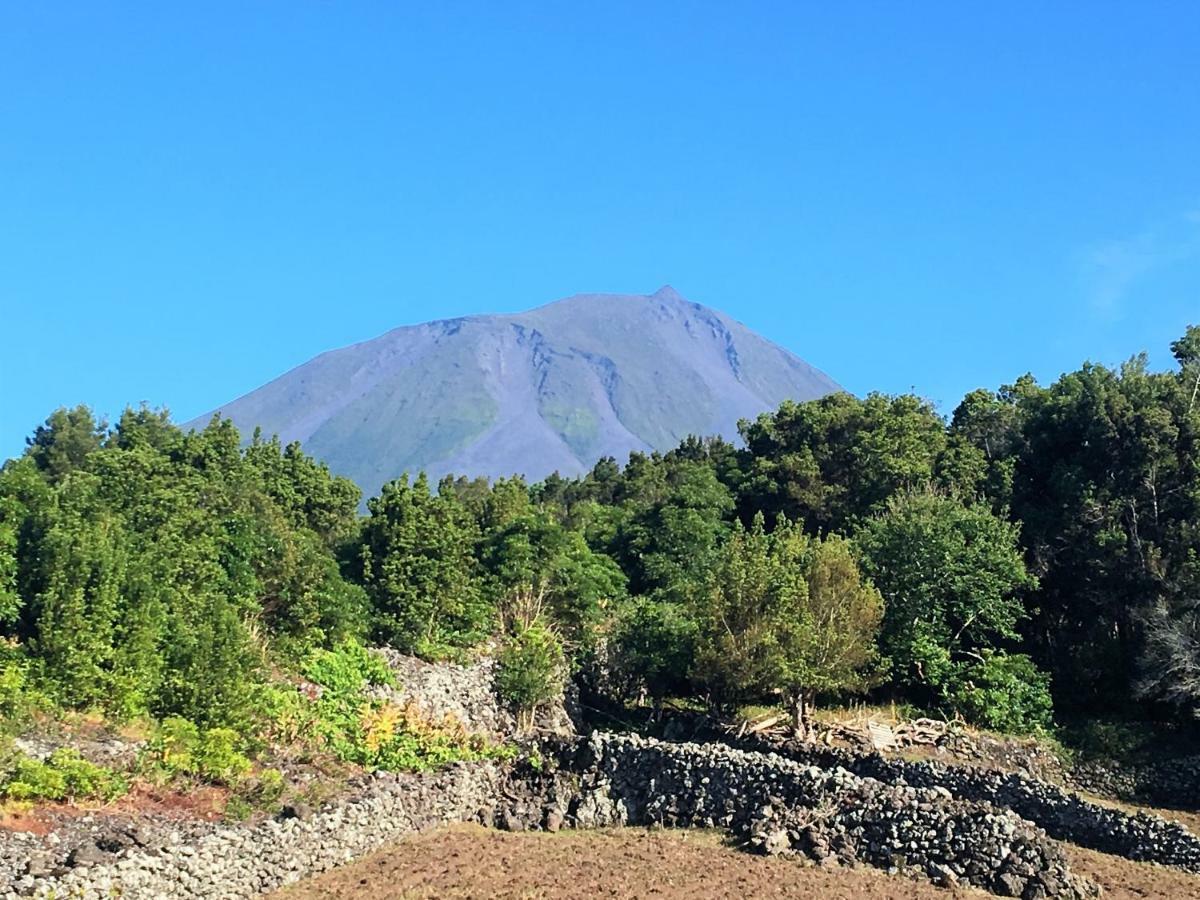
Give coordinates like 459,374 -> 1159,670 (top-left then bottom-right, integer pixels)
539,400 -> 600,461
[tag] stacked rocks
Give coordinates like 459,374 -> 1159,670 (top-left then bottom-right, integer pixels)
370,649 -> 575,736
728,733 -> 1200,872
2,763 -> 503,900
1069,755 -> 1200,810
549,733 -> 1095,899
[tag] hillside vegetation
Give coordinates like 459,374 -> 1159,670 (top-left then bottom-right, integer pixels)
2,325 -> 1199,803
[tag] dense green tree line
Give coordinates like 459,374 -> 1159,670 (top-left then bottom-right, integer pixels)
2,325 -> 1198,741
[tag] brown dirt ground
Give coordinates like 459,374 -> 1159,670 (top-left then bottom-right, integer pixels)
271,824 -> 1200,899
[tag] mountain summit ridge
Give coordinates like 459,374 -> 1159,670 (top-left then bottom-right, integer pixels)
189,288 -> 841,494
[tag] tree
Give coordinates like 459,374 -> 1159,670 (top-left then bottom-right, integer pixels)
857,490 -> 1035,708
610,596 -> 698,715
611,457 -> 733,599
358,474 -> 489,655
738,393 -> 948,533
479,509 -> 626,647
1172,324 -> 1200,414
1010,351 -> 1200,710
692,515 -> 883,738
780,531 -> 883,738
1135,599 -> 1200,716
25,406 -> 106,482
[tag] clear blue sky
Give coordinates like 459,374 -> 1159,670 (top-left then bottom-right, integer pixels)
2,2 -> 1199,461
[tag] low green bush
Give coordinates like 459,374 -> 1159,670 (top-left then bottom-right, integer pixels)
494,620 -> 564,730
2,748 -> 128,803
145,716 -> 252,784
948,651 -> 1054,734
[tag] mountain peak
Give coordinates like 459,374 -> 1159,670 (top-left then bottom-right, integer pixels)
189,289 -> 841,493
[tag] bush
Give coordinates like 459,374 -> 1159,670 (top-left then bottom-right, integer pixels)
145,716 -> 252,784
948,651 -> 1054,734
2,749 -> 128,802
300,640 -> 394,698
0,646 -> 48,728
494,621 -> 564,731
609,597 -> 697,710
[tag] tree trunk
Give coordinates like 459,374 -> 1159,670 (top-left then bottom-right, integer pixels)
791,692 -> 816,741
791,692 -> 808,741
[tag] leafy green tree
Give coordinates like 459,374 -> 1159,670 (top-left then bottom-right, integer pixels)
610,596 -> 698,714
739,393 -> 948,533
692,515 -> 792,712
1011,350 -> 1200,710
780,530 -> 884,738
612,458 -> 734,599
3,406 -> 369,726
25,406 -> 106,483
480,509 -> 626,646
692,516 -> 883,737
359,474 -> 489,655
1173,324 -> 1200,414
857,490 -> 1036,713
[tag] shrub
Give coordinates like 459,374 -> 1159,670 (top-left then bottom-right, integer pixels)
0,645 -> 48,728
948,651 -> 1054,734
300,640 -> 394,698
145,716 -> 252,784
2,749 -> 128,802
495,620 -> 564,731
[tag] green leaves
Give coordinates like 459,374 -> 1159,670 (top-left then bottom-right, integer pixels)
857,489 -> 1035,705
360,474 -> 490,655
691,515 -> 882,722
2,406 -> 371,728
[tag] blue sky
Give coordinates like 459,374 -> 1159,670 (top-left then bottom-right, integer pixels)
2,2 -> 1198,461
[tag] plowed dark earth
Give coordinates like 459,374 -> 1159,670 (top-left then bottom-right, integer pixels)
272,823 -> 1200,899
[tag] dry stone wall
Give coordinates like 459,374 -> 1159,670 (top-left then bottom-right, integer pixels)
2,763 -> 502,900
1068,756 -> 1200,811
545,733 -> 1096,899
726,733 -> 1200,872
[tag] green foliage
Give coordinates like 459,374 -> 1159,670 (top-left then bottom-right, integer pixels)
145,717 -> 253,784
277,640 -> 508,772
495,617 -> 564,729
301,639 -> 395,695
783,531 -> 884,702
857,490 -> 1035,706
479,504 -> 626,648
610,596 -> 697,706
1,408 -> 366,728
692,515 -> 883,734
739,392 -> 949,533
2,749 -> 128,803
947,651 -> 1053,734
0,646 -> 47,726
359,474 -> 491,655
6,321 -> 1200,751
691,514 -> 799,710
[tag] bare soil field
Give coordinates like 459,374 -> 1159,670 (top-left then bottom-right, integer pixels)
272,824 -> 1200,900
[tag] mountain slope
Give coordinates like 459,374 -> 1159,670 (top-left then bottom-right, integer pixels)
188,287 -> 841,494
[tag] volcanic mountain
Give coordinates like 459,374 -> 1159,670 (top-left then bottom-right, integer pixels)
189,287 -> 841,494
